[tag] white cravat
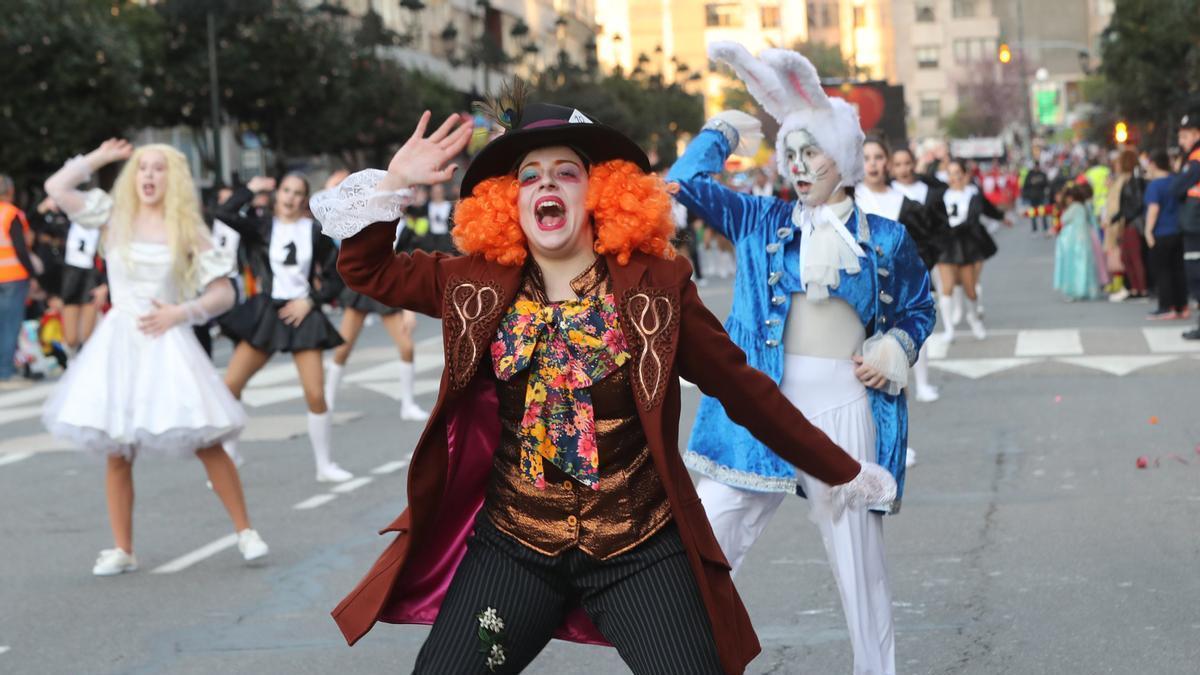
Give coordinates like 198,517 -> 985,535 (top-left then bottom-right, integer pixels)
796,197 -> 864,301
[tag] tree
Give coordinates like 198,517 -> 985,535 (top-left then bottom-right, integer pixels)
943,60 -> 1026,138
1098,0 -> 1200,147
0,0 -> 147,190
789,40 -> 858,81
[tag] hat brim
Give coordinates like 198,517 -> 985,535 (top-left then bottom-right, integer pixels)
461,124 -> 650,197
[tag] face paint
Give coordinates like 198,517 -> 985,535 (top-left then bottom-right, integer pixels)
784,130 -> 843,207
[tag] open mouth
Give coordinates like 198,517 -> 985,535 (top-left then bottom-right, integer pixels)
534,196 -> 566,231
141,183 -> 156,198
794,180 -> 813,194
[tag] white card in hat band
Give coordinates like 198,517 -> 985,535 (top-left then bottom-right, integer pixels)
568,109 -> 593,124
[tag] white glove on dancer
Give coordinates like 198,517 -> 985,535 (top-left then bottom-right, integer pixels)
705,110 -> 764,157
827,462 -> 897,521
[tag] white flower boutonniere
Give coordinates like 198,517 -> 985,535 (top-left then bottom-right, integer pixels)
476,607 -> 507,671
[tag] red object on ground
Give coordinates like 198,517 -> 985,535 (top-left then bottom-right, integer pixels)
1136,456 -> 1149,469
1149,416 -> 1160,425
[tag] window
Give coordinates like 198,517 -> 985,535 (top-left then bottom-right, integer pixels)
705,3 -> 743,27
915,1 -> 935,22
952,0 -> 978,18
916,46 -> 939,69
853,6 -> 865,28
920,95 -> 941,118
953,38 -> 996,63
761,5 -> 782,28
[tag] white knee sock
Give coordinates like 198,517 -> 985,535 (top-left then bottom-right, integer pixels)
938,295 -> 955,341
913,343 -> 935,396
397,360 -> 416,407
307,411 -> 334,471
324,361 -> 344,411
951,286 -> 965,325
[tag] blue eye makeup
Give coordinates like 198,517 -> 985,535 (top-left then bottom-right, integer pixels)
518,168 -> 539,184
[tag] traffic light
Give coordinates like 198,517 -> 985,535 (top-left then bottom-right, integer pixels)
998,43 -> 1012,64
1114,121 -> 1129,144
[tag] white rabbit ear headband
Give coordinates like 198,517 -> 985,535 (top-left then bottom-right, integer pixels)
709,42 -> 865,186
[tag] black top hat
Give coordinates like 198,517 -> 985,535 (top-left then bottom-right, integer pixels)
460,103 -> 650,198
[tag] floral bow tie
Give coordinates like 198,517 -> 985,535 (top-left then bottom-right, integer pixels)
492,294 -> 630,490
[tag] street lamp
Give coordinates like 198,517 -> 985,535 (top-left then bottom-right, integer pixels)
1115,121 -> 1129,144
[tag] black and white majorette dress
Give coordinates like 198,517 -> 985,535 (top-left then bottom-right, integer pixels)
938,185 -> 1001,265
60,221 -> 105,305
856,184 -> 948,271
215,186 -> 344,353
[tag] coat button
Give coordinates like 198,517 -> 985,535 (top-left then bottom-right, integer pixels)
562,480 -> 574,491
764,318 -> 780,327
768,271 -> 782,285
877,268 -> 890,277
766,243 -> 781,254
765,339 -> 779,347
566,515 -> 578,526
771,295 -> 785,305
777,227 -> 791,238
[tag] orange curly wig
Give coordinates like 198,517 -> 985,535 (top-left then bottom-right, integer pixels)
452,159 -> 676,267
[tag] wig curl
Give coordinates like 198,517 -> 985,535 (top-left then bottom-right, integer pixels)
452,159 -> 676,267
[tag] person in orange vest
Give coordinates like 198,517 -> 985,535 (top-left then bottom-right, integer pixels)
1173,111 -> 1200,339
0,174 -> 38,389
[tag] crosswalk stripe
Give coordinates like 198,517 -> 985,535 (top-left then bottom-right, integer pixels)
150,533 -> 239,574
1055,355 -> 1177,376
930,358 -> 1041,379
1015,329 -> 1083,357
294,494 -> 337,510
242,385 -> 305,408
1142,327 -> 1200,354
330,476 -> 373,494
0,385 -> 52,408
0,405 -> 41,426
371,460 -> 408,474
0,452 -> 34,468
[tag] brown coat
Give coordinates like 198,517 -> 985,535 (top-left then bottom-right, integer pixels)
331,221 -> 861,674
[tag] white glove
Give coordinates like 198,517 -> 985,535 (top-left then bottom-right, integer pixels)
827,462 -> 897,521
709,110 -> 764,157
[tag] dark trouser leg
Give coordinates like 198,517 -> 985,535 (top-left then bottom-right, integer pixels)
1121,229 -> 1148,294
577,525 -> 724,675
1182,235 -> 1200,336
414,518 -> 568,674
1152,235 -> 1185,312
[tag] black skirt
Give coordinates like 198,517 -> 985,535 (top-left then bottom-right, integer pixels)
60,265 -> 101,305
338,287 -> 401,316
939,223 -> 997,265
219,294 -> 344,353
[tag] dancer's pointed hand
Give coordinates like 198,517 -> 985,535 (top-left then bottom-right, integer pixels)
379,111 -> 475,192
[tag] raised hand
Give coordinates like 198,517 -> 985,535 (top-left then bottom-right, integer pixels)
247,176 -> 277,194
85,138 -> 133,171
379,111 -> 475,192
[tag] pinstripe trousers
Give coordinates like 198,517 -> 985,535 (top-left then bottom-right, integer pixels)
413,513 -> 724,674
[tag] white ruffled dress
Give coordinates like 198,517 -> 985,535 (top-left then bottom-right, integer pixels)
42,240 -> 245,459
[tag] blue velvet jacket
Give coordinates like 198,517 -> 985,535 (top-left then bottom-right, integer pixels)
668,130 -> 935,512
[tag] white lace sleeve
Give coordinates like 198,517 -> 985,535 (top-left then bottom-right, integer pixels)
195,246 -> 236,288
44,155 -> 113,228
860,332 -> 908,396
309,169 -> 414,241
827,462 -> 897,521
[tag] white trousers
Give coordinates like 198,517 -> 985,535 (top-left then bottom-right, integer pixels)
695,355 -> 896,675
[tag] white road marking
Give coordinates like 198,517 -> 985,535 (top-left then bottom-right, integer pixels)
0,433 -> 72,455
358,379 -> 441,402
294,494 -> 337,510
240,412 -> 363,442
930,358 -> 1041,379
241,385 -> 305,408
1014,329 -> 1083,357
150,533 -> 239,574
1143,327 -> 1200,353
244,363 -> 304,387
330,476 -> 373,494
371,460 -> 409,474
0,405 -> 43,426
0,384 -> 53,409
1056,355 -> 1177,376
0,452 -> 34,468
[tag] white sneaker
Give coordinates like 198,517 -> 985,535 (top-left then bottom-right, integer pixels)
966,316 -> 987,341
1108,288 -> 1131,302
237,529 -> 269,562
905,448 -> 917,469
400,401 -> 430,422
316,463 -> 354,483
93,548 -> 138,576
915,384 -> 940,403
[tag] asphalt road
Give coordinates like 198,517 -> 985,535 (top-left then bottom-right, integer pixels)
2,224 -> 1199,674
